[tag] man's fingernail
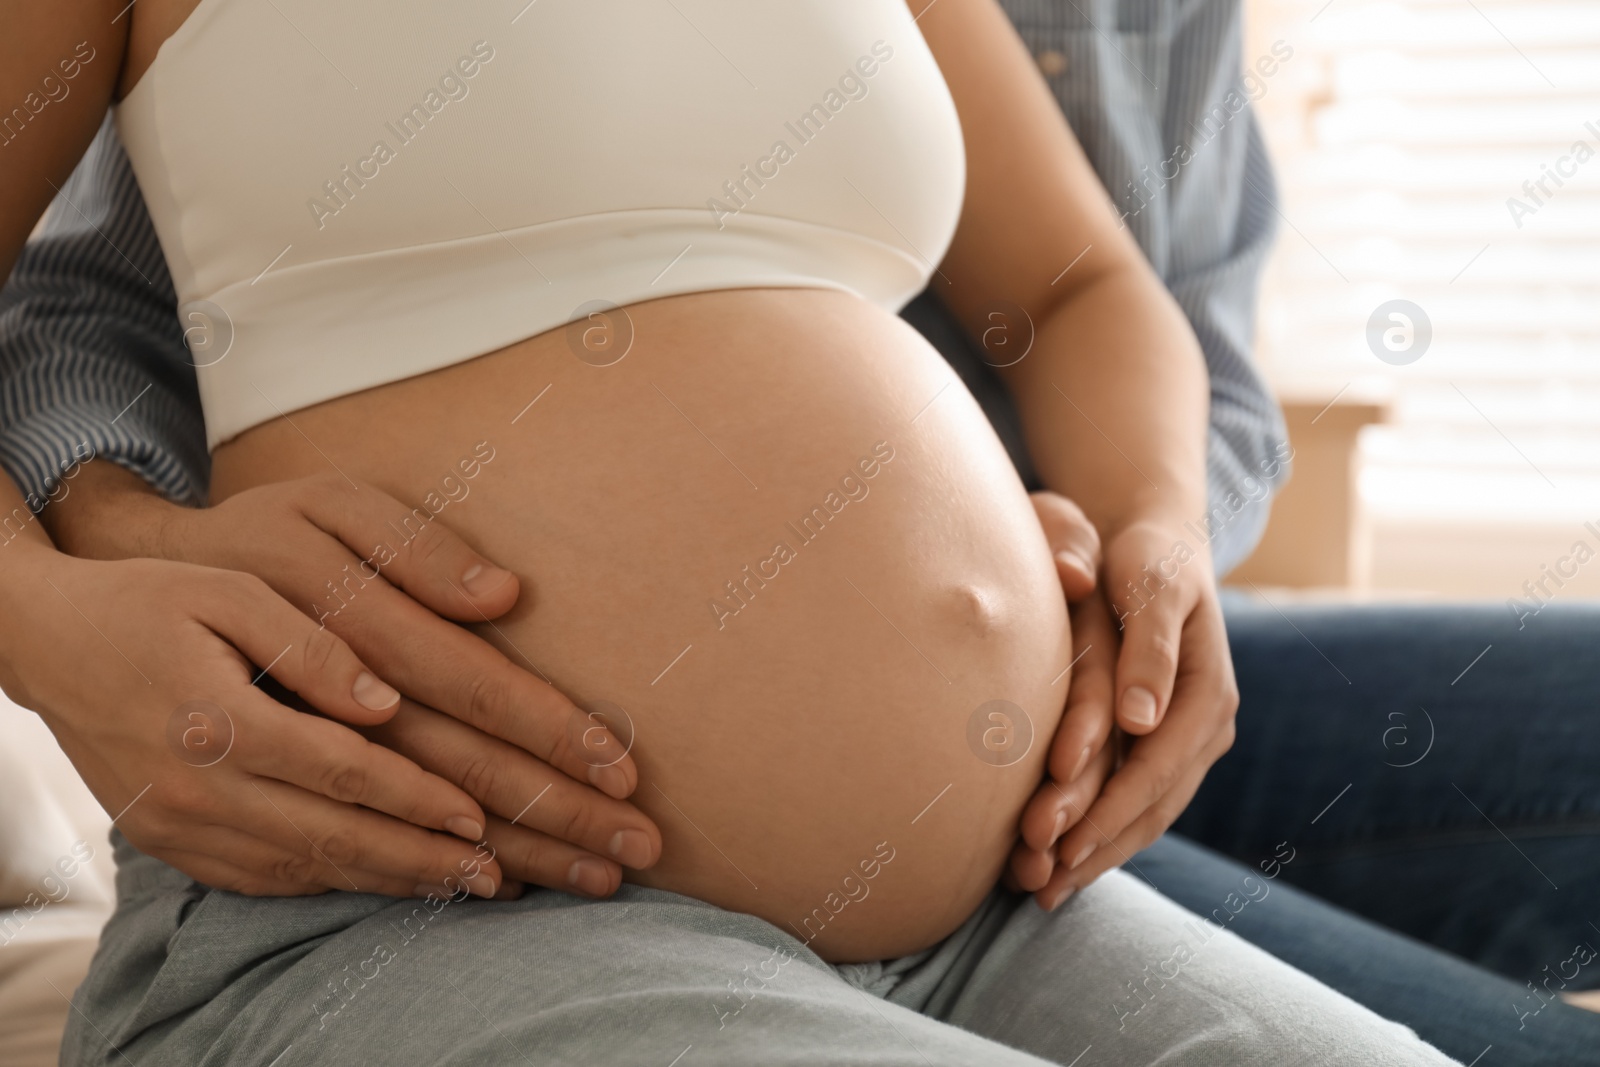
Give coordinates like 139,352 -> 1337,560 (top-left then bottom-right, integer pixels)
1122,686 -> 1158,727
1069,844 -> 1095,871
444,816 -> 483,842
1055,550 -> 1093,580
461,562 -> 514,597
1070,745 -> 1092,781
609,828 -> 653,868
567,857 -> 611,896
588,763 -> 631,799
352,671 -> 401,711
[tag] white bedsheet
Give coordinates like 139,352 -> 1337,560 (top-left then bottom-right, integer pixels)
0,695 -> 116,1067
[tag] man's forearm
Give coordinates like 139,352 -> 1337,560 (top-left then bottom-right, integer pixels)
38,459 -> 177,561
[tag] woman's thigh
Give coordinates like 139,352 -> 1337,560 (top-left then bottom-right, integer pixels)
914,870 -> 1459,1067
68,837 -> 1455,1067
1186,598 -> 1600,979
65,837 -> 1050,1067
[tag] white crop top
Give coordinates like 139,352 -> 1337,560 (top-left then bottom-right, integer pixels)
115,0 -> 967,447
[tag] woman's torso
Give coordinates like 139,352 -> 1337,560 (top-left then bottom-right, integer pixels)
121,0 -> 1073,961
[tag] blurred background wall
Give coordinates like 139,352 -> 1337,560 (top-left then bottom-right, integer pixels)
1228,0 -> 1600,605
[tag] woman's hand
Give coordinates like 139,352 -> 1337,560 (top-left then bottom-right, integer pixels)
1015,515 -> 1240,909
41,464 -> 661,898
0,539 -> 504,898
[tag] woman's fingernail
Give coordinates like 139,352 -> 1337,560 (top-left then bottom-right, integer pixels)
461,562 -> 514,597
1049,886 -> 1077,911
1050,810 -> 1067,844
352,671 -> 401,711
609,828 -> 653,868
1069,844 -> 1095,871
464,871 -> 498,898
1069,745 -> 1092,781
444,816 -> 483,842
588,762 -> 631,799
1122,686 -> 1158,727
567,857 -> 611,896
492,880 -> 525,901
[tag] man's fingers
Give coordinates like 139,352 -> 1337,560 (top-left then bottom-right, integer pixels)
192,570 -> 403,726
1018,740 -> 1114,853
1009,837 -> 1055,893
363,700 -> 660,869
1051,680 -> 1221,877
240,777 -> 502,898
315,583 -> 638,799
292,475 -> 520,622
1030,491 -> 1101,602
1036,756 -> 1214,911
234,691 -> 489,842
1045,592 -> 1118,785
480,814 -> 624,898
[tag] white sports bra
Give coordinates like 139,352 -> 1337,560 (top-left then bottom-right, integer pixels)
116,0 -> 967,447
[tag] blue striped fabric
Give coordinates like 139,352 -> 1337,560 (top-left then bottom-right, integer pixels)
0,114 -> 208,509
0,0 -> 1287,571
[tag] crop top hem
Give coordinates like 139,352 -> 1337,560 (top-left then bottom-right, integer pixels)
194,207 -> 935,449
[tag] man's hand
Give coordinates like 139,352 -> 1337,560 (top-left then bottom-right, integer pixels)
1,544 -> 503,898
1013,516 -> 1239,909
44,465 -> 661,898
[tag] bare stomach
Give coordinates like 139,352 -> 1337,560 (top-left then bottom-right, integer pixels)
211,287 -> 1071,962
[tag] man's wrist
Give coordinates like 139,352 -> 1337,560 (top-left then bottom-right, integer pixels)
40,461 -> 188,561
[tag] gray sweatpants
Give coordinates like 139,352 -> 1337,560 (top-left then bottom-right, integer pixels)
63,833 -> 1459,1066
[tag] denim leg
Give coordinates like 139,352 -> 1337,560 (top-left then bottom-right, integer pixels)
1177,598 -> 1600,984
1134,834 -> 1600,1065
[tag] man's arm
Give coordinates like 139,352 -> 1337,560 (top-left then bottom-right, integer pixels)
0,114 -> 209,511
2,121 -> 661,899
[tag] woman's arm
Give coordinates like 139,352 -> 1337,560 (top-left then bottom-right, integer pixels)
916,0 -> 1239,902
0,0 -> 126,281
0,468 -> 517,898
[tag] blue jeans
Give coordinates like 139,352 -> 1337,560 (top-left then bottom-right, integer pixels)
1141,598 -> 1600,1064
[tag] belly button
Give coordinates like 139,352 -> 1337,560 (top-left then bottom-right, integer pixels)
950,584 -> 1001,636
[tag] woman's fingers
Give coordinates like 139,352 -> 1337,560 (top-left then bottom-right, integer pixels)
190,569 -> 403,725
237,777 -> 502,898
480,814 -> 624,898
234,691 -> 488,842
1109,583 -> 1188,736
1103,522 -> 1203,736
1030,491 -> 1102,602
286,474 -> 520,622
154,846 -> 331,897
362,700 -> 661,871
186,477 -> 641,799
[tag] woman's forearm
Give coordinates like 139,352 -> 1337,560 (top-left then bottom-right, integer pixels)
1003,263 -> 1211,541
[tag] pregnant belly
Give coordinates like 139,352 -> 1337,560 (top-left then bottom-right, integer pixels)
211,287 -> 1071,962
